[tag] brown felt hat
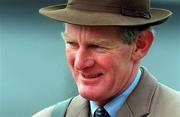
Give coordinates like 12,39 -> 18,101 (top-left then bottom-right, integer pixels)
39,0 -> 172,26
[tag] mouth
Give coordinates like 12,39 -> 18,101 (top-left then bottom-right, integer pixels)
82,73 -> 103,79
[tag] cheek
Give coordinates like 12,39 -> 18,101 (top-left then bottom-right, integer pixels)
95,55 -> 121,94
95,54 -> 119,80
66,48 -> 75,65
66,49 -> 77,78
98,54 -> 132,94
98,52 -> 131,80
66,52 -> 80,83
96,53 -> 124,70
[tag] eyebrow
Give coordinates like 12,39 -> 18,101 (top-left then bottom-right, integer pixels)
61,32 -> 77,42
61,32 -> 69,41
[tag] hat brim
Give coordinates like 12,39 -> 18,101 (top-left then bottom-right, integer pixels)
39,4 -> 172,26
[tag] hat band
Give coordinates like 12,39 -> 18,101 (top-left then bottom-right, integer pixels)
67,2 -> 151,19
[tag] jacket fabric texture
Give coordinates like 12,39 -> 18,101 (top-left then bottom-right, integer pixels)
33,67 -> 180,117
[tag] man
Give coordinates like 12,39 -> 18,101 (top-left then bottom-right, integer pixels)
33,0 -> 180,117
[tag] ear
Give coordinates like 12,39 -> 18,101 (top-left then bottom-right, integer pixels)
131,29 -> 154,62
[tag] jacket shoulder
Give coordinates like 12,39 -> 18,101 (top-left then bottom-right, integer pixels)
32,105 -> 55,117
32,98 -> 72,117
158,83 -> 180,106
150,83 -> 180,117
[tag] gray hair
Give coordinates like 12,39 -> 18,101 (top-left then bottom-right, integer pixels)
119,26 -> 151,45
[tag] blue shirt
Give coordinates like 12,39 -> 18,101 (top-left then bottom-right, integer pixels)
90,68 -> 142,117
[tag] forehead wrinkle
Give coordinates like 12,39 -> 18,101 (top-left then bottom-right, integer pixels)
79,25 -> 87,43
79,26 -> 114,44
88,37 -> 111,45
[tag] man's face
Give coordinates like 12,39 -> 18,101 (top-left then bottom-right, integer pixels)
63,24 -> 138,105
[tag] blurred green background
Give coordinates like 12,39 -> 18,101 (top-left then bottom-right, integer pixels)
0,0 -> 180,117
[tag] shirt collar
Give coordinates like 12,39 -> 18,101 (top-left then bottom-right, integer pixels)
90,68 -> 142,117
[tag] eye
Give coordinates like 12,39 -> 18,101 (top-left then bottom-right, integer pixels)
90,44 -> 107,53
66,41 -> 78,49
90,45 -> 100,48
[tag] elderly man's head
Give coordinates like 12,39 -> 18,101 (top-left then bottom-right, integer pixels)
35,0 -> 176,116
62,24 -> 154,106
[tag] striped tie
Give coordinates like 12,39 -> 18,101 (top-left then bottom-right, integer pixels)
94,107 -> 110,117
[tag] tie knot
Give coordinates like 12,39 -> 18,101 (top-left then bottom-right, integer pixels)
94,107 -> 110,117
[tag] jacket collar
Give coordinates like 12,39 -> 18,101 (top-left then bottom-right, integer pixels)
118,67 -> 158,117
66,67 -> 158,117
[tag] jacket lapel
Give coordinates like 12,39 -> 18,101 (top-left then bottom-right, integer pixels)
118,67 -> 158,117
66,95 -> 90,117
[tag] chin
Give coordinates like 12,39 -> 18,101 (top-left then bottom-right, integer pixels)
78,86 -> 105,101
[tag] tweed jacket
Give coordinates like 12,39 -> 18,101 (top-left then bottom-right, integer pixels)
33,68 -> 180,117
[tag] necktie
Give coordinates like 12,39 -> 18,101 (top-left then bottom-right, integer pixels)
94,107 -> 110,117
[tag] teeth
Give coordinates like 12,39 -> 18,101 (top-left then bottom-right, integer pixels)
84,73 -> 102,78
90,74 -> 98,78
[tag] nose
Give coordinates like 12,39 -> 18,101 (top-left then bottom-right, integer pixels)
74,48 -> 95,70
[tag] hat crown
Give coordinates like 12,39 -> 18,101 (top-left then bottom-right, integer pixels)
39,0 -> 172,26
67,0 -> 151,19
68,0 -> 150,10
